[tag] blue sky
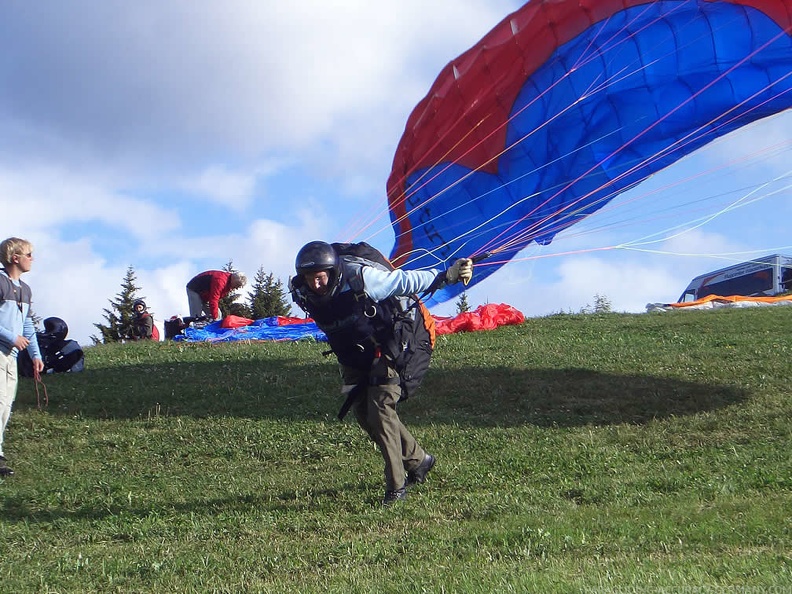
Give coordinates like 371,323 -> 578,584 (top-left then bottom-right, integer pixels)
1,0 -> 790,346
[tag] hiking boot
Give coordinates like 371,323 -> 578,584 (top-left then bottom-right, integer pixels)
382,487 -> 407,506
406,453 -> 435,487
0,456 -> 13,477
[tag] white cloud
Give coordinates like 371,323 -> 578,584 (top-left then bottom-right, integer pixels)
0,1 -> 522,176
0,165 -> 181,239
178,165 -> 261,210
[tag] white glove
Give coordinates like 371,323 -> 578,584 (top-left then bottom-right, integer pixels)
446,258 -> 473,285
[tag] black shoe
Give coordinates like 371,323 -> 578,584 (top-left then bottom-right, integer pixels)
382,487 -> 407,506
406,453 -> 435,487
0,456 -> 13,477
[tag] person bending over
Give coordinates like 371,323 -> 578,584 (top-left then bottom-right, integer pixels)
185,270 -> 246,321
290,240 -> 472,505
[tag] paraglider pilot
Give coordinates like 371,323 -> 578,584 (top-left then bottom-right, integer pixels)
129,299 -> 155,340
290,240 -> 472,505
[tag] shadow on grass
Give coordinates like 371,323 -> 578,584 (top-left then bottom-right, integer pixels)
16,358 -> 749,428
0,484 -> 380,525
415,366 -> 748,427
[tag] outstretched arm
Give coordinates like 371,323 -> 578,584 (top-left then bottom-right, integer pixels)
359,266 -> 441,301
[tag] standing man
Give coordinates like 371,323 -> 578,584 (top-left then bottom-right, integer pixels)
0,237 -> 44,477
185,270 -> 246,322
290,241 -> 472,505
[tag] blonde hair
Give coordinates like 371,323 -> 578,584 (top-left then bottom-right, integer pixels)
0,237 -> 32,267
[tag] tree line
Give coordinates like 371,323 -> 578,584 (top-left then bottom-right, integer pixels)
92,261 -> 291,344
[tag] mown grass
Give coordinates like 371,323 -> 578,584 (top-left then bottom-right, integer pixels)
1,307 -> 790,593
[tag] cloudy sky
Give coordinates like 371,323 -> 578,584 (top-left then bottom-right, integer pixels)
2,1 -> 790,346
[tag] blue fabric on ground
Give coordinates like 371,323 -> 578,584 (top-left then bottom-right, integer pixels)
174,317 -> 328,343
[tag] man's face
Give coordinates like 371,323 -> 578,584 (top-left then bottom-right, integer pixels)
304,270 -> 330,295
14,249 -> 33,273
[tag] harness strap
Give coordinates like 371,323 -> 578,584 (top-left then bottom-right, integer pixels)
337,384 -> 365,421
33,367 -> 49,409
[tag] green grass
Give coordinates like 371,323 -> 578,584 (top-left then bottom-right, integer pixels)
1,307 -> 791,592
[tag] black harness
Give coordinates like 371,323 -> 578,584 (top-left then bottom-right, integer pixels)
292,258 -> 396,370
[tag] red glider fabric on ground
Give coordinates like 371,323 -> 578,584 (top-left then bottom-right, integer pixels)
221,315 -> 311,329
276,316 -> 315,326
221,315 -> 255,328
434,303 -> 525,335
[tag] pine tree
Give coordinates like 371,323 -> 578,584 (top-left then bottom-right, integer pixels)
580,293 -> 613,314
455,291 -> 471,314
220,260 -> 252,318
248,267 -> 291,319
92,266 -> 144,344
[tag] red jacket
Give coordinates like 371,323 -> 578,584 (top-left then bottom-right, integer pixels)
186,271 -> 235,319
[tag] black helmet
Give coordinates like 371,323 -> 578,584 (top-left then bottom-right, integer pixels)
133,299 -> 146,310
43,317 -> 68,340
295,241 -> 342,296
295,241 -> 337,273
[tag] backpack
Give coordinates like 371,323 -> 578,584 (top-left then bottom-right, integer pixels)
18,333 -> 85,377
164,316 -> 186,340
330,242 -> 436,401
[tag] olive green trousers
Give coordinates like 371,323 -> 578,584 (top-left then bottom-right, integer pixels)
341,359 -> 425,491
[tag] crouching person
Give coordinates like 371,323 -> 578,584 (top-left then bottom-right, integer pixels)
290,241 -> 472,505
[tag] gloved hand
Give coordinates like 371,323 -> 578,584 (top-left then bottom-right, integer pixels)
446,258 -> 473,285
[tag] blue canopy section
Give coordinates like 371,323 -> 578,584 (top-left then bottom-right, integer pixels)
174,317 -> 328,343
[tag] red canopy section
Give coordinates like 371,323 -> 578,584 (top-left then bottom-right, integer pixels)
434,303 -> 525,335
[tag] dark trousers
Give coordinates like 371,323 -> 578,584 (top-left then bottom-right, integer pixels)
341,360 -> 425,490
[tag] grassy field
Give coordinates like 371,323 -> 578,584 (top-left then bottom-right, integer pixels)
1,306 -> 791,593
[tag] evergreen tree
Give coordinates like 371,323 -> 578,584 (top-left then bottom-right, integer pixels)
455,291 -> 471,314
248,267 -> 291,319
580,293 -> 613,314
92,266 -> 144,344
220,260 -> 252,318
594,294 -> 613,313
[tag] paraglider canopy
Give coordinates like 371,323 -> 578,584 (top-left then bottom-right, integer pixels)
387,0 -> 792,305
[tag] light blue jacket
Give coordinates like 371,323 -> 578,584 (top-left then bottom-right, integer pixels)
359,265 -> 440,302
0,269 -> 42,359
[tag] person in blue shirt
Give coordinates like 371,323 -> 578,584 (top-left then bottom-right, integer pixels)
0,237 -> 43,477
291,241 -> 472,505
